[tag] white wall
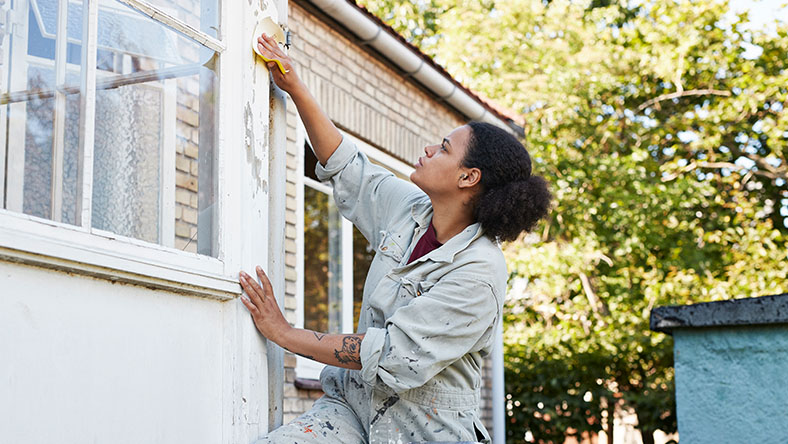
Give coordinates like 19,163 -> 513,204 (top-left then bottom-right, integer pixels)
0,261 -> 229,443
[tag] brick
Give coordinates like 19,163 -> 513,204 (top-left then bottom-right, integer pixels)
174,237 -> 190,250
311,61 -> 332,80
175,136 -> 186,154
185,142 -> 199,159
190,159 -> 199,176
285,182 -> 296,198
285,310 -> 297,326
175,221 -> 192,238
176,171 -> 198,192
177,105 -> 199,127
285,294 -> 297,310
284,398 -> 300,413
182,207 -> 198,224
176,155 -> 190,172
175,188 -> 191,205
285,252 -> 296,267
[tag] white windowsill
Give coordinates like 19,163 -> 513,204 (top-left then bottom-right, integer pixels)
0,210 -> 240,300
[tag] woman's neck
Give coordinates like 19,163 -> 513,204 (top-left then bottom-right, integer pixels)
430,198 -> 475,244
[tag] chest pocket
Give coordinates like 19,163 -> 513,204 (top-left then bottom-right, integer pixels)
397,278 -> 436,299
377,230 -> 405,264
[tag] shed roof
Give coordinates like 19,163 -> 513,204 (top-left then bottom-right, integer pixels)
650,293 -> 788,334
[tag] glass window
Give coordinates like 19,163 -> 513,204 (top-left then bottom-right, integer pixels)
1,0 -> 219,256
301,143 -> 377,335
352,225 -> 373,332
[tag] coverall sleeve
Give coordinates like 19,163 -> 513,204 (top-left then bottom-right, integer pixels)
314,136 -> 423,245
358,273 -> 500,393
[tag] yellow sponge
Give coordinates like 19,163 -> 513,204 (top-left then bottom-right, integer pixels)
252,17 -> 287,75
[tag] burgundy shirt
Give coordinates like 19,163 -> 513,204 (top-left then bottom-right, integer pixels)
407,221 -> 443,264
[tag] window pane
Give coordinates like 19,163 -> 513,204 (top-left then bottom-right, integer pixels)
352,226 -> 373,332
89,0 -> 218,254
303,185 -> 345,334
143,0 -> 219,39
2,0 -> 219,256
2,0 -> 83,223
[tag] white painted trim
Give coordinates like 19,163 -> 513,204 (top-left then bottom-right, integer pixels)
341,217 -> 354,334
5,0 -> 31,213
0,210 -> 239,298
114,0 -> 226,53
492,316 -> 506,444
160,79 -> 176,247
76,0 -> 98,228
216,0 -> 243,440
50,0 -> 69,222
0,0 -> 11,202
303,176 -> 331,194
295,118 -> 306,330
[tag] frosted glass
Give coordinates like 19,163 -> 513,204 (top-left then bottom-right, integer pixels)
92,85 -> 163,244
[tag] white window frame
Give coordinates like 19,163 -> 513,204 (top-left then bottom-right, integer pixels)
294,125 -> 414,380
0,0 -> 241,299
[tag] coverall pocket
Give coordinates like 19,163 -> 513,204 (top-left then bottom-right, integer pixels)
377,230 -> 404,264
397,279 -> 435,298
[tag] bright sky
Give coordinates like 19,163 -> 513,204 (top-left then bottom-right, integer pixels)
729,0 -> 788,31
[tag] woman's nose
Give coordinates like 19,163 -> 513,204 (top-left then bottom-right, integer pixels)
424,144 -> 436,157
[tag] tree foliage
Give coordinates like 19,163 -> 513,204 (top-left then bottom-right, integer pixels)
359,0 -> 788,442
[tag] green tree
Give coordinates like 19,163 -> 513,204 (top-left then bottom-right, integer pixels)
360,0 -> 788,442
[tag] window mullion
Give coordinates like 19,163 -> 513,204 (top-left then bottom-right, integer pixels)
341,217 -> 354,334
75,0 -> 99,229
50,0 -> 70,222
114,0 -> 225,53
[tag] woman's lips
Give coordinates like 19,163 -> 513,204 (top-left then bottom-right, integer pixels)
415,157 -> 424,167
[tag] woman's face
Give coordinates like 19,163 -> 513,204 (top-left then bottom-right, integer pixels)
410,125 -> 472,197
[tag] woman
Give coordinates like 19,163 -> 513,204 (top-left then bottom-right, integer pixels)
239,33 -> 552,443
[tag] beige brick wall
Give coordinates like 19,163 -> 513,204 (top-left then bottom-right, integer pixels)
282,1 -> 497,437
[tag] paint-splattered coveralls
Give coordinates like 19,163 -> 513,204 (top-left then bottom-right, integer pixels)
259,137 -> 506,443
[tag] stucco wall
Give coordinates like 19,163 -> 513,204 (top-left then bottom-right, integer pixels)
0,261 -> 228,443
282,0 -> 497,435
673,325 -> 788,443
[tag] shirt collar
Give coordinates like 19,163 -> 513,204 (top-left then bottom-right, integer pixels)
409,200 -> 485,264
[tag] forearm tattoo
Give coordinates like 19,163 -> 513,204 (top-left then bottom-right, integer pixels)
334,335 -> 362,365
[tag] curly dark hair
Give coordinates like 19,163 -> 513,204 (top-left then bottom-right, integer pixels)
463,121 -> 552,242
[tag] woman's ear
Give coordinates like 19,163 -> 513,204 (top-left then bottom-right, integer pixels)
459,168 -> 481,189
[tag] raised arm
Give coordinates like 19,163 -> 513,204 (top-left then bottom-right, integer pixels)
257,33 -> 340,165
257,33 -> 422,243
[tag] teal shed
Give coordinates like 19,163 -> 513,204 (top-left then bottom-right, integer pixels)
651,293 -> 788,444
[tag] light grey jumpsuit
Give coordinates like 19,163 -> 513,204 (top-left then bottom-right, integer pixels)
259,137 -> 507,443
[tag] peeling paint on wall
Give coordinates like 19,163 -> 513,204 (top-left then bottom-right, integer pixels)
244,103 -> 269,194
